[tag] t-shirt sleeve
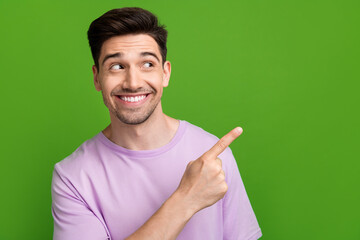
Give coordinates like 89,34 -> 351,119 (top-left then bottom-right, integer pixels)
51,165 -> 110,240
222,148 -> 262,240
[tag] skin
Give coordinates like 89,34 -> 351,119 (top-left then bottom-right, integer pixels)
92,34 -> 178,150
92,34 -> 243,239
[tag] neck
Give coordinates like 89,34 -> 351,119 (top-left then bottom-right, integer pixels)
102,105 -> 179,151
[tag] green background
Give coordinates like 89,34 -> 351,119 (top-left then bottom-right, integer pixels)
0,0 -> 359,239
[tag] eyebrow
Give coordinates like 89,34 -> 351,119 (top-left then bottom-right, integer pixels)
140,52 -> 160,63
101,51 -> 161,66
102,52 -> 121,66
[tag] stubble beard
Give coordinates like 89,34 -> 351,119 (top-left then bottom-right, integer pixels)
102,90 -> 160,125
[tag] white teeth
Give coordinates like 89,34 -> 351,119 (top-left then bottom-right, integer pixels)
120,95 -> 146,103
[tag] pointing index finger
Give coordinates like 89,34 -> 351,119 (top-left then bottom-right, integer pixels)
204,127 -> 243,159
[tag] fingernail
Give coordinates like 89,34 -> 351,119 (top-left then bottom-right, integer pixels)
236,127 -> 243,134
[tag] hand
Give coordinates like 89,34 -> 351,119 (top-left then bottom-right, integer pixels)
175,127 -> 243,214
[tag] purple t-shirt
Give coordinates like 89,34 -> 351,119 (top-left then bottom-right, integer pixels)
51,120 -> 262,240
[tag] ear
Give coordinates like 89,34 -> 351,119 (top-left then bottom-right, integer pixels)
92,65 -> 101,91
162,61 -> 171,87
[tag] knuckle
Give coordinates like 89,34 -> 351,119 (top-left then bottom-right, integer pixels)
222,183 -> 228,192
231,130 -> 238,138
186,160 -> 194,169
217,139 -> 226,150
217,158 -> 222,167
210,162 -> 221,174
198,157 -> 206,165
218,172 -> 225,181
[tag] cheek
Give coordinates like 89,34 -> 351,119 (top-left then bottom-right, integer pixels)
101,77 -> 119,93
146,71 -> 166,87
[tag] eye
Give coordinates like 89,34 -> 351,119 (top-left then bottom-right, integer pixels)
110,64 -> 124,70
143,62 -> 153,68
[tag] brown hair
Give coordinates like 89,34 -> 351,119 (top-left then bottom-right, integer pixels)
87,7 -> 168,70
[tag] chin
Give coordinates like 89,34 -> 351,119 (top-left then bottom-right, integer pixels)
117,115 -> 151,125
114,106 -> 157,125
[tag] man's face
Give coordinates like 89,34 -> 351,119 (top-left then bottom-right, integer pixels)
92,34 -> 171,125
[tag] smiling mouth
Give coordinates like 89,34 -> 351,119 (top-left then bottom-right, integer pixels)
116,94 -> 149,103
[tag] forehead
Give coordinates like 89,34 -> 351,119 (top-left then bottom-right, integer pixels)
99,34 -> 160,60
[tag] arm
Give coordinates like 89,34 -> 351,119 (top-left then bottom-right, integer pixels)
52,166 -> 111,240
52,128 -> 242,240
125,191 -> 193,240
125,127 -> 243,240
53,167 -> 194,240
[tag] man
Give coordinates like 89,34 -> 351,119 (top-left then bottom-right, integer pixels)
51,7 -> 262,240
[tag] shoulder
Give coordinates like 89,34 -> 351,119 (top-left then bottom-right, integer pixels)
182,120 -> 234,159
53,133 -> 103,179
183,120 -> 219,142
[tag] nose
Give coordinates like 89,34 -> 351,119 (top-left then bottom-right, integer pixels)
122,66 -> 142,91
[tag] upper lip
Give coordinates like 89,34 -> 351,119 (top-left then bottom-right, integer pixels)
115,93 -> 150,97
